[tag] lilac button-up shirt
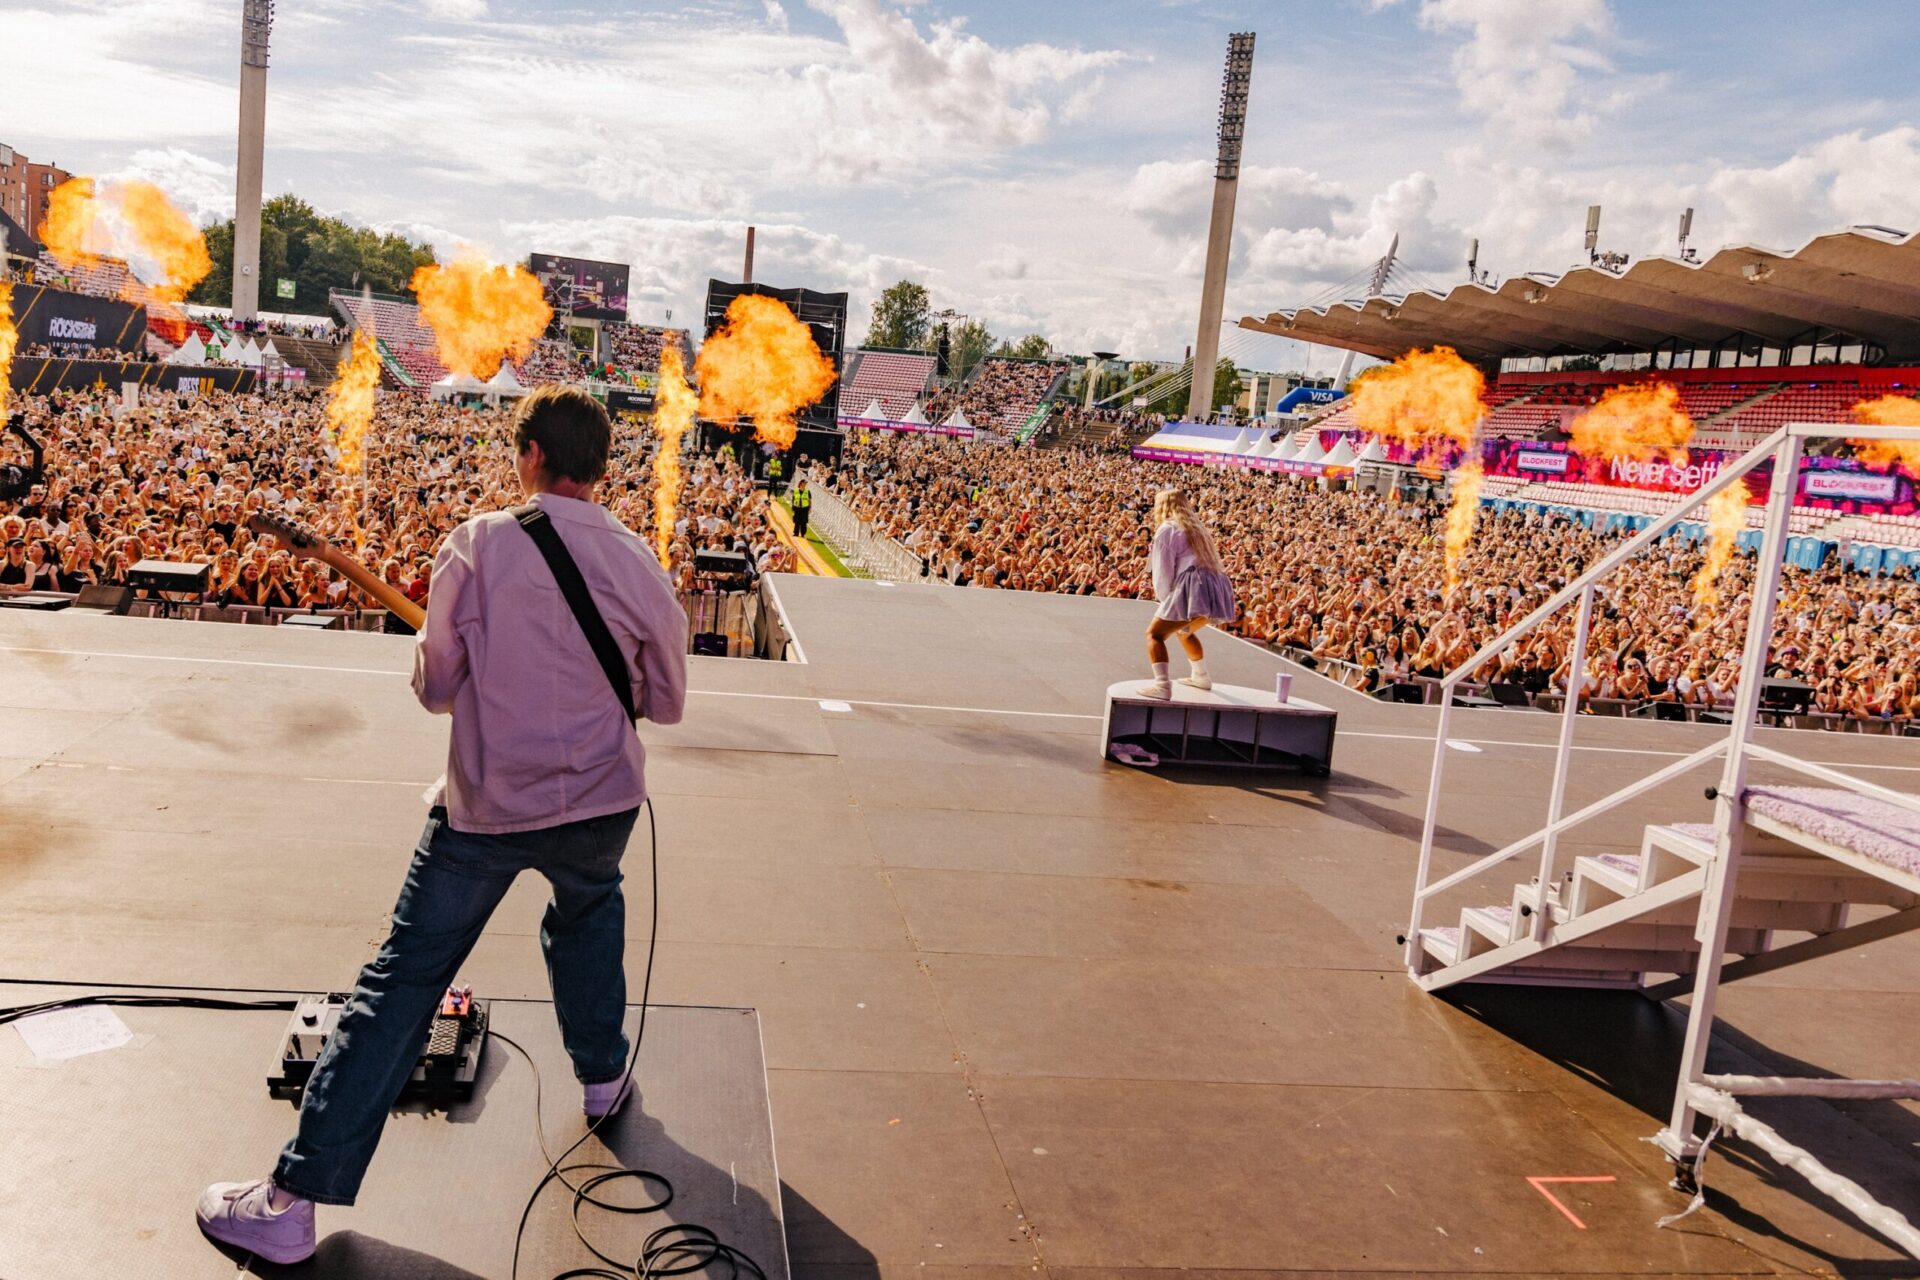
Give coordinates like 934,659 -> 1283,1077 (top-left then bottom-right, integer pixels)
412,491 -> 688,834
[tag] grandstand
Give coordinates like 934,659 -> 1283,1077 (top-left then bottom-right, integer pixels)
839,348 -> 936,419
926,355 -> 1069,433
332,287 -> 445,387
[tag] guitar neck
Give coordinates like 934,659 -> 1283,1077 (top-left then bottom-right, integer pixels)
320,547 -> 427,631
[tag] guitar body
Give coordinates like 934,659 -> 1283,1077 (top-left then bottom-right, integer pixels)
247,511 -> 428,631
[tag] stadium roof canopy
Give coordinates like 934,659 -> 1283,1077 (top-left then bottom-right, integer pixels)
1239,226 -> 1920,365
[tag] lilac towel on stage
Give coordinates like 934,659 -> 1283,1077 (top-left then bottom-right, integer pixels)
1743,785 -> 1920,879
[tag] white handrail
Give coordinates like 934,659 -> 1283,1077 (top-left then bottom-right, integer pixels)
1415,739 -> 1726,903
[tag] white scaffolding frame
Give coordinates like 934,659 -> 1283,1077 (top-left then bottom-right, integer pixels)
1403,420 -> 1920,1260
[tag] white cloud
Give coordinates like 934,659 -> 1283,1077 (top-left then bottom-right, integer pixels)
421,0 -> 488,19
763,0 -> 789,32
1415,0 -> 1615,149
111,147 -> 234,225
1709,127 -> 1920,248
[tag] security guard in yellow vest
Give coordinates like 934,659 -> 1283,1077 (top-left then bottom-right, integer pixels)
790,477 -> 813,537
767,454 -> 785,495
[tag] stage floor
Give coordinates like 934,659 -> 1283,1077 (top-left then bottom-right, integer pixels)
0,994 -> 786,1279
5,572 -> 1920,1277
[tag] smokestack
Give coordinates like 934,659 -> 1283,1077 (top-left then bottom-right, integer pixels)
743,226 -> 756,284
232,0 -> 272,323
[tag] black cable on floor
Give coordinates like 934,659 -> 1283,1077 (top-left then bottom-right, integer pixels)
502,798 -> 765,1280
0,993 -> 297,1027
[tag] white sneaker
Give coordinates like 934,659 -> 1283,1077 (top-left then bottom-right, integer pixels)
1177,674 -> 1212,690
584,1074 -> 636,1120
195,1178 -> 316,1265
1136,680 -> 1172,701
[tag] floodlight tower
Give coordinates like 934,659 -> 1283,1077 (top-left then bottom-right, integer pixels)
1185,32 -> 1255,423
232,0 -> 274,322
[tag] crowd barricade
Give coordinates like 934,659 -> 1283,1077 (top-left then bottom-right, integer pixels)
808,484 -> 933,584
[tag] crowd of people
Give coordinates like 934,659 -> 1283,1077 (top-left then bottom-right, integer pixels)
0,385 -> 795,624
604,323 -> 686,374
17,341 -> 158,363
818,430 -> 1920,726
922,357 -> 1069,431
12,375 -> 1920,725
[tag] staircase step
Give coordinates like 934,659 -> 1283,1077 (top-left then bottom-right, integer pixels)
1418,926 -> 1461,968
1462,904 -> 1515,947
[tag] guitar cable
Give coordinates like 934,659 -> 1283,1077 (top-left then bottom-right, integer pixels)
0,796 -> 766,1280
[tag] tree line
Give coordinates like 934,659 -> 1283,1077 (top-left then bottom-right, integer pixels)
191,195 -> 438,318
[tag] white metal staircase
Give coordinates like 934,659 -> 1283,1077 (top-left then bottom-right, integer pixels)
1404,418 -> 1920,1259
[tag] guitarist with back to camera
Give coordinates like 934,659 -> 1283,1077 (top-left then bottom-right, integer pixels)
197,385 -> 689,1263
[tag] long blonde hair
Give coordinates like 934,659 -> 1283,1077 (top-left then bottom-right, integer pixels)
1152,487 -> 1223,574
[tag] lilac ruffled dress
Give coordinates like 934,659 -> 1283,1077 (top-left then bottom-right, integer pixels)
1149,521 -> 1239,624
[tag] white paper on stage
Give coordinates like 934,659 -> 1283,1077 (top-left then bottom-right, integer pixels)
13,1006 -> 134,1062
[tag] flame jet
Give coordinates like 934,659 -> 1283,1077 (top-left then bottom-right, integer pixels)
1350,346 -> 1487,597
651,345 -> 699,566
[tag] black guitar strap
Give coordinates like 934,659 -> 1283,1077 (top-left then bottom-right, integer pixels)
510,504 -> 637,724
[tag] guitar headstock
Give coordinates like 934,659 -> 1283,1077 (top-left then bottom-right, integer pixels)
247,510 -> 333,563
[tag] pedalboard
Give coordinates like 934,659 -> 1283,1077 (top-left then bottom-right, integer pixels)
268,985 -> 488,1105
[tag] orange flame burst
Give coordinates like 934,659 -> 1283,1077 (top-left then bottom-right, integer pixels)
327,330 -> 383,474
652,344 -> 699,565
1691,482 -> 1750,609
1569,382 -> 1693,463
1349,345 -> 1485,460
410,253 -> 552,380
1443,458 -> 1484,598
1848,394 -> 1920,474
1351,345 -> 1488,591
694,294 -> 837,450
43,177 -> 212,304
0,284 -> 16,417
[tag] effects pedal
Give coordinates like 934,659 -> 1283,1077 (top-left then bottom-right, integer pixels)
268,984 -> 489,1104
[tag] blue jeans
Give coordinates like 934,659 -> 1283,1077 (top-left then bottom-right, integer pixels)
273,804 -> 638,1205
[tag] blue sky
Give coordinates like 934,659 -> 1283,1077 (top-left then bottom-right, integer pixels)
5,0 -> 1918,368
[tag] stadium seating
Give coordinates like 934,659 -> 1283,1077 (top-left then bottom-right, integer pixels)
334,290 -> 447,386
841,350 -> 937,419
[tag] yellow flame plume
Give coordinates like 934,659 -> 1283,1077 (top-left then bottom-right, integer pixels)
410,252 -> 552,380
1443,458 -> 1484,599
652,345 -> 699,566
327,330 -> 382,474
1349,345 -> 1485,460
695,294 -> 837,450
43,177 -> 211,304
1848,394 -> 1920,474
1569,382 -> 1694,463
1691,482 -> 1750,609
0,284 -> 16,417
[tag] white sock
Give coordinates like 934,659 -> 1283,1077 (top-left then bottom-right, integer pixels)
1189,658 -> 1209,678
1150,662 -> 1169,684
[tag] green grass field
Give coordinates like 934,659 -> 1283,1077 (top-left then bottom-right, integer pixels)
778,497 -> 855,577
